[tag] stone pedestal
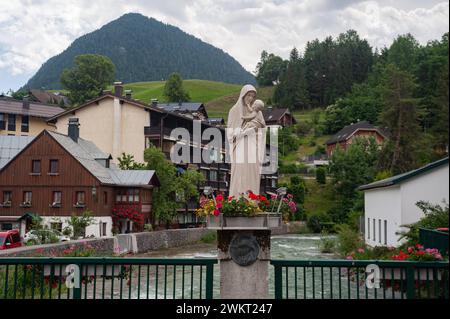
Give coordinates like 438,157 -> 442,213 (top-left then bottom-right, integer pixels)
217,229 -> 271,299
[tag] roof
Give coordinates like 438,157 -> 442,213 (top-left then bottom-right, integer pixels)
155,102 -> 204,113
0,97 -> 64,119
207,117 -> 225,125
0,130 -> 158,187
0,135 -> 35,169
29,89 -> 69,106
358,157 -> 449,191
326,121 -> 386,145
262,108 -> 296,124
46,131 -> 158,187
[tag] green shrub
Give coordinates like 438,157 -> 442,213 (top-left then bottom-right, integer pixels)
200,232 -> 217,244
316,167 -> 326,184
319,233 -> 336,253
144,224 -> 153,232
336,224 -> 364,256
307,212 -> 332,233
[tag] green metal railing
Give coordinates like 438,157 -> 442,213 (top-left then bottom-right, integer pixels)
420,228 -> 449,255
271,260 -> 449,299
0,258 -> 217,300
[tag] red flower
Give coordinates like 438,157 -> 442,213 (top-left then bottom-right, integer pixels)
216,194 -> 224,201
213,209 -> 220,216
216,202 -> 223,209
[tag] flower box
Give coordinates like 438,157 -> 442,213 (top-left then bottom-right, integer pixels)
207,213 -> 282,230
380,267 -> 443,281
44,264 -> 122,277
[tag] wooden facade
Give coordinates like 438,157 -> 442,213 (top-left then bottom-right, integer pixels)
0,131 -> 156,234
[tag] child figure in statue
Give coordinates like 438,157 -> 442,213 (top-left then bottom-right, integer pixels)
241,99 -> 265,131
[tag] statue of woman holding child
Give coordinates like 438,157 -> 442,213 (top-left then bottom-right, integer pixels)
227,85 -> 266,198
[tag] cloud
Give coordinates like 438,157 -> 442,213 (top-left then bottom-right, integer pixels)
0,0 -> 448,92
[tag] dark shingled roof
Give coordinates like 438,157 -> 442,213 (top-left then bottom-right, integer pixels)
358,157 -> 449,191
29,89 -> 69,106
155,102 -> 204,112
207,117 -> 225,125
326,121 -> 385,145
262,108 -> 296,124
0,97 -> 64,119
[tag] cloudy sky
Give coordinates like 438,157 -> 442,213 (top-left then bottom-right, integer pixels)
0,0 -> 448,93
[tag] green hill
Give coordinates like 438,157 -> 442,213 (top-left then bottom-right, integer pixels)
24,13 -> 255,90
121,80 -> 242,106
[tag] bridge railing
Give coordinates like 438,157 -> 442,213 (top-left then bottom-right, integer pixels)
0,257 -> 217,300
271,259 -> 449,299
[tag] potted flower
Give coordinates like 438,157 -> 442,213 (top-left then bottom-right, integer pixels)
195,190 -> 298,229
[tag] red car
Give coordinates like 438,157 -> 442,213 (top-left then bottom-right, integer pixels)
0,230 -> 22,250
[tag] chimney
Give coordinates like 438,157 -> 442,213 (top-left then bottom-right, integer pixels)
125,89 -> 132,99
23,96 -> 30,109
68,118 -> 80,142
114,82 -> 123,97
151,98 -> 158,107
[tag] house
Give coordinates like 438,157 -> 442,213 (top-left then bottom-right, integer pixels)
262,107 -> 297,128
152,100 -> 208,120
29,89 -> 69,107
325,121 -> 386,157
0,120 -> 159,237
358,157 -> 449,247
0,97 -> 63,136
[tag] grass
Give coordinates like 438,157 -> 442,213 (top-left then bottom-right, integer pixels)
119,79 -> 243,106
303,179 -> 335,216
205,86 -> 275,119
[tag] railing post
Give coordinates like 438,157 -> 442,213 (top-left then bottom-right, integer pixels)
406,266 -> 415,299
72,264 -> 82,300
205,263 -> 214,300
274,264 -> 283,299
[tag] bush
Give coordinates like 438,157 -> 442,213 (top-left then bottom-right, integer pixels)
335,224 -> 364,256
144,224 -> 153,232
316,167 -> 326,184
319,232 -> 336,253
307,212 -> 332,233
295,122 -> 312,135
68,210 -> 96,239
200,232 -> 217,244
398,200 -> 449,245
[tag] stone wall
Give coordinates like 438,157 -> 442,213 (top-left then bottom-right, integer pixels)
0,237 -> 115,257
0,224 -> 299,257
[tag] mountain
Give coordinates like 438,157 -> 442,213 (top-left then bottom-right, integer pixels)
24,13 -> 256,90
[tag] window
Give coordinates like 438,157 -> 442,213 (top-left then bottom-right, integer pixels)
31,160 -> 41,174
99,222 -> 107,236
209,170 -> 218,181
378,219 -> 381,244
1,223 -> 12,231
373,219 -> 376,242
133,189 -> 139,202
76,191 -> 85,205
51,222 -> 62,232
7,114 -> 15,131
23,191 -> 32,205
21,115 -> 29,133
0,113 -> 5,130
49,160 -> 59,174
367,218 -> 370,240
52,191 -> 62,205
2,191 -> 12,204
384,220 -> 387,245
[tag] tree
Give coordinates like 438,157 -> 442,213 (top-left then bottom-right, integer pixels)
255,51 -> 287,86
68,210 -> 96,239
316,167 -> 326,184
378,64 -> 422,174
60,54 -> 115,105
117,153 -> 145,169
163,73 -> 190,102
329,137 -> 380,214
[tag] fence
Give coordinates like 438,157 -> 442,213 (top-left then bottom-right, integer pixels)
0,257 -> 217,300
419,228 -> 449,255
271,259 -> 449,299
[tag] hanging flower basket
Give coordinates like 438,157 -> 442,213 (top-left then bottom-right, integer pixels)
207,213 -> 281,230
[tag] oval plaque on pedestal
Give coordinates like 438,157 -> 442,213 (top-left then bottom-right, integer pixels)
229,233 -> 260,266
